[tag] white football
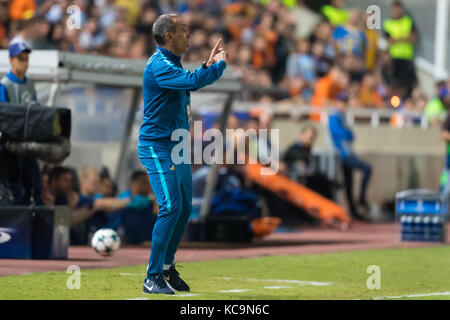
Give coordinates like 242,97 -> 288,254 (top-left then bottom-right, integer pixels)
91,228 -> 121,257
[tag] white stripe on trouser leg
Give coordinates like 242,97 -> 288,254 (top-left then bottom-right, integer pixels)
149,146 -> 172,211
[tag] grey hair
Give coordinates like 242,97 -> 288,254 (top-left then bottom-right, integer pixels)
152,13 -> 178,45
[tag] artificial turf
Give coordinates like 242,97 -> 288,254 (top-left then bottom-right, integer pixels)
1,246 -> 450,300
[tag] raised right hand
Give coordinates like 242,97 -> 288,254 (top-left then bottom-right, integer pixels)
214,50 -> 229,64
206,38 -> 223,67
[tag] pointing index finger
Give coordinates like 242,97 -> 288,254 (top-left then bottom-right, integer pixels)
213,38 -> 222,53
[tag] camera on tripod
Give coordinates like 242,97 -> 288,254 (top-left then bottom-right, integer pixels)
0,102 -> 71,205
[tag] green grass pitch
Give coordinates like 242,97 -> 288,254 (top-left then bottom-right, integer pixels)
1,246 -> 450,300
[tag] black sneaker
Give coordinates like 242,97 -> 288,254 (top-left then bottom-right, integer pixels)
142,274 -> 174,295
163,264 -> 190,292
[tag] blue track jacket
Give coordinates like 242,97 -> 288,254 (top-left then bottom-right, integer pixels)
139,46 -> 226,144
328,110 -> 354,159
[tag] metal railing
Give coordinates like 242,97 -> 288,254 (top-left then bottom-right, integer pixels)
228,102 -> 430,129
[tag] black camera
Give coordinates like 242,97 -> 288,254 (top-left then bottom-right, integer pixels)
0,102 -> 71,205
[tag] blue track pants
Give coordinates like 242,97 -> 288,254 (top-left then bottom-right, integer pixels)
138,140 -> 192,277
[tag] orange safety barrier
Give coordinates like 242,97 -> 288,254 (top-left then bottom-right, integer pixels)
246,163 -> 351,230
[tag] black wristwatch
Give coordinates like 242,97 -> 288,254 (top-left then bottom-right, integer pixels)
201,61 -> 208,69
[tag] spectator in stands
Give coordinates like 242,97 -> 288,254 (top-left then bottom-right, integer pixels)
341,53 -> 365,83
45,0 -> 69,25
0,40 -> 42,206
440,97 -> 450,198
311,65 -> 344,121
410,86 -> 427,113
390,98 -> 420,128
78,166 -> 150,240
332,8 -> 366,60
291,0 -> 320,39
362,11 -> 379,72
271,16 -> 292,84
79,166 -> 102,199
42,167 -> 95,230
42,166 -> 133,244
31,18 -> 60,50
106,170 -> 157,243
286,38 -> 316,101
281,126 -> 316,179
9,17 -> 43,48
321,0 -> 349,27
99,168 -> 117,198
9,0 -> 36,21
425,82 -> 450,126
358,72 -> 384,108
328,93 -> 372,220
282,125 -> 338,200
79,17 -> 107,52
118,170 -> 152,199
310,40 -> 333,79
383,0 -> 418,99
379,50 -> 395,91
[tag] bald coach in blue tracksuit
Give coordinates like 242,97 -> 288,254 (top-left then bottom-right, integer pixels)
139,13 -> 228,295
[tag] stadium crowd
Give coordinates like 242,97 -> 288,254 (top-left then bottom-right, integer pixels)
1,0 -> 449,122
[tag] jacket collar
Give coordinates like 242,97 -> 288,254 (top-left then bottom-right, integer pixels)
7,71 -> 27,84
157,46 -> 181,63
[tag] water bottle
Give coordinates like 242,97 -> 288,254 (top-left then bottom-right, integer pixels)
422,215 -> 431,241
404,215 -> 413,241
413,215 -> 423,241
400,215 -> 408,241
431,216 -> 442,242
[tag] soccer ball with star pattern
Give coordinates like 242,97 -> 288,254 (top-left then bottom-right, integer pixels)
91,228 -> 121,257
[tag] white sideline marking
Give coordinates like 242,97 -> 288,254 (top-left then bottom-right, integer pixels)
126,294 -> 201,299
264,286 -> 293,289
219,289 -> 250,293
217,277 -> 332,286
120,273 -> 144,276
370,291 -> 450,300
249,278 -> 332,287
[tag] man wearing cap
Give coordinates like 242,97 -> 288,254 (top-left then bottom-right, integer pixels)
0,40 -> 40,205
0,41 -> 36,103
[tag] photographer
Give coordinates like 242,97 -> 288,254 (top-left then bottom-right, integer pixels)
0,40 -> 41,205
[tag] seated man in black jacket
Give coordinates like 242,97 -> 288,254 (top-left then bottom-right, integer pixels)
282,125 -> 338,200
